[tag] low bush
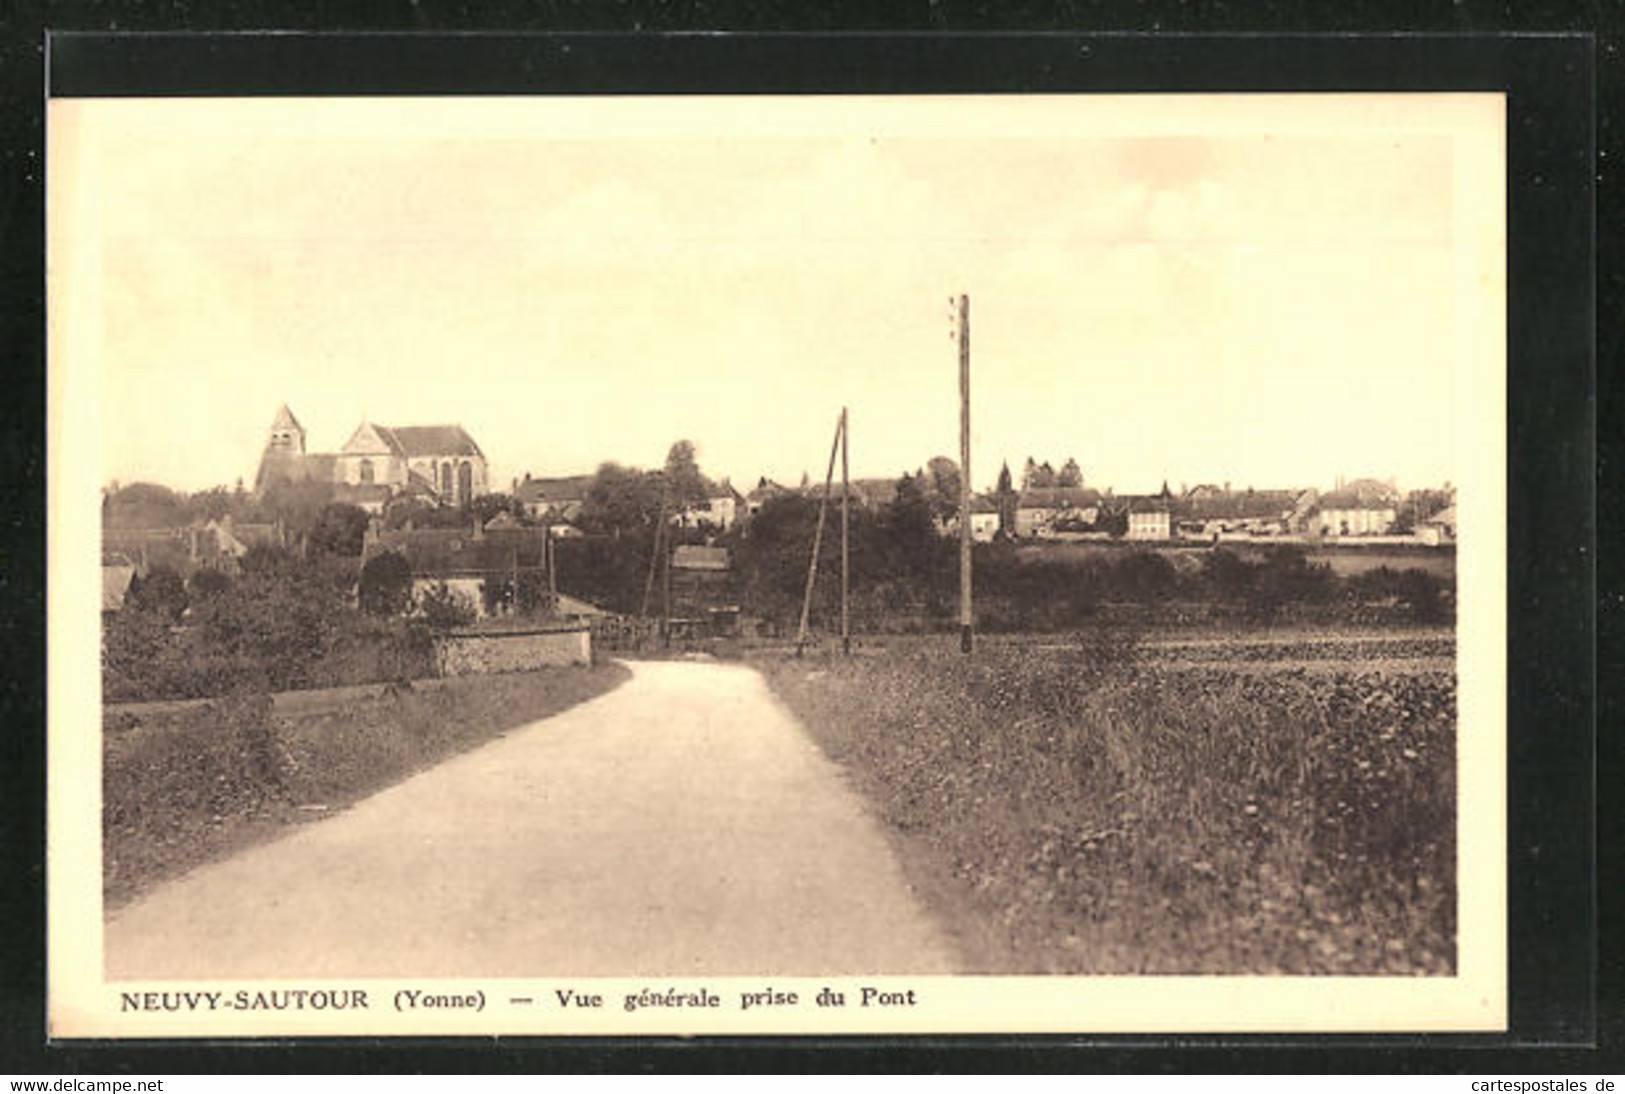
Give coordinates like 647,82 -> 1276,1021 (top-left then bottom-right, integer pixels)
103,560 -> 438,702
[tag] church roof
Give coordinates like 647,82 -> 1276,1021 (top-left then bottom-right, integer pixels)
270,404 -> 303,433
378,425 -> 484,459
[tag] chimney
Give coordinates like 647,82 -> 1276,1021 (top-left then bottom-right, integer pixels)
1223,480 -> 1231,493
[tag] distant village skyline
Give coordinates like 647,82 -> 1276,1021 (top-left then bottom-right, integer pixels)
100,397 -> 1451,504
61,95 -> 1493,502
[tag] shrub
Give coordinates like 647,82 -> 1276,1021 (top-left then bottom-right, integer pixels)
104,558 -> 437,701
358,551 -> 413,617
1396,568 -> 1451,622
125,565 -> 187,621
1111,551 -> 1178,603
186,567 -> 233,601
418,580 -> 477,630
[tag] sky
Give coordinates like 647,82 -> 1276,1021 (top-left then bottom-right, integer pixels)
53,94 -> 1500,497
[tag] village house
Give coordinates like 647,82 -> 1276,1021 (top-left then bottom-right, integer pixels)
1416,503 -> 1457,546
256,404 -> 488,512
941,495 -> 1002,542
668,544 -> 740,636
1305,477 -> 1401,538
1014,486 -> 1104,537
102,514 -> 287,583
511,473 -> 594,524
744,477 -> 794,518
673,479 -> 745,531
365,520 -> 549,620
1174,485 -> 1316,538
1125,496 -> 1174,541
801,476 -> 901,510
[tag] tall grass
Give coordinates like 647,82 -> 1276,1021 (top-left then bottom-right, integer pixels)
758,639 -> 1454,975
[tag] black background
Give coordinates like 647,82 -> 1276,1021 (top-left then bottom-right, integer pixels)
1,8 -> 1613,1076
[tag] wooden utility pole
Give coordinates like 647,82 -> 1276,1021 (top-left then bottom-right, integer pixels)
661,528 -> 673,648
545,525 -> 557,596
640,482 -> 669,620
957,292 -> 973,654
840,406 -> 850,656
796,411 -> 845,656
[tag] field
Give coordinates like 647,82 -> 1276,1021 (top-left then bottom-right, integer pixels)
754,625 -> 1455,975
1020,541 -> 1457,580
103,663 -> 630,908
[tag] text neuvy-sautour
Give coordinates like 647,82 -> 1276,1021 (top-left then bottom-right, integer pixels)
120,985 -> 920,1014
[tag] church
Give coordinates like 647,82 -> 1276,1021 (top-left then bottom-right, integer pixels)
255,404 -> 489,511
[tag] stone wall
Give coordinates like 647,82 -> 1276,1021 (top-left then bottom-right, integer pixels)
435,626 -> 592,676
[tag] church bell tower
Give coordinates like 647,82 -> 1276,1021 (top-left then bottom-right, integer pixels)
266,404 -> 306,455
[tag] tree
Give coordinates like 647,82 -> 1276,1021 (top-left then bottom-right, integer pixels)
921,456 -> 962,521
258,479 -> 337,539
996,462 -> 1014,496
358,551 -> 414,616
125,565 -> 188,621
580,461 -> 663,537
309,502 -> 371,557
1057,458 -> 1083,488
1022,459 -> 1057,489
881,473 -> 942,577
469,493 -> 515,526
664,439 -> 711,510
103,483 -> 188,529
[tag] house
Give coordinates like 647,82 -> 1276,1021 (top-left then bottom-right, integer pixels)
674,479 -> 745,530
512,473 -> 594,523
802,476 -> 900,510
102,515 -> 287,578
256,404 -> 489,510
366,524 -> 548,619
669,545 -> 739,636
941,495 -> 1002,542
1174,486 -> 1315,538
1306,477 -> 1400,538
1125,496 -> 1173,541
1014,487 -> 1104,537
744,477 -> 794,517
1416,504 -> 1457,546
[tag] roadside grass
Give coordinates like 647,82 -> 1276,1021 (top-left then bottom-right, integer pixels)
755,634 -> 1455,975
103,663 -> 631,909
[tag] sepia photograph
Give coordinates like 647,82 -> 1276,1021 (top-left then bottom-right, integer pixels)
47,91 -> 1507,1037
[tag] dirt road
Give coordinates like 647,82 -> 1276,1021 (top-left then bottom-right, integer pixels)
104,659 -> 955,980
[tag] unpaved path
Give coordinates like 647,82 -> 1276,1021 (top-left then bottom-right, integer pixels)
105,660 -> 955,980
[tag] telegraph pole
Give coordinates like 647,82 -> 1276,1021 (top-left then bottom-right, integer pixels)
546,524 -> 557,597
840,406 -> 850,656
796,410 -> 844,656
640,478 -> 668,620
957,292 -> 973,654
